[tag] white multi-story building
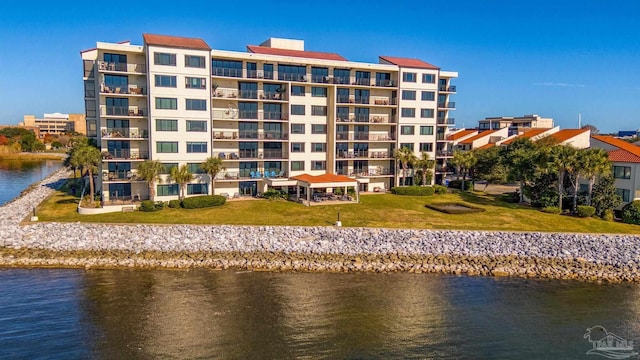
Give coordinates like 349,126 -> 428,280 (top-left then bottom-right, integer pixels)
81,34 -> 457,202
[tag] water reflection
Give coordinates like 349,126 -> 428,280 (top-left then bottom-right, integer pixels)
0,159 -> 61,204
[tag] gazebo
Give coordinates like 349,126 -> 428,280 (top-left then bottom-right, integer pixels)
290,174 -> 360,206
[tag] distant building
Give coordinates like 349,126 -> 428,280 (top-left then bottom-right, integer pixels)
478,114 -> 554,136
591,135 -> 640,206
617,130 -> 639,138
19,113 -> 86,137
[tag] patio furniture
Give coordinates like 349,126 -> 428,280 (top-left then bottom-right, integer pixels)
270,170 -> 276,178
250,171 -> 255,178
277,170 -> 285,177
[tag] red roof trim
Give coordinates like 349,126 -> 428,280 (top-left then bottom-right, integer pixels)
460,130 -> 498,144
143,33 -> 210,50
608,149 -> 640,163
246,45 -> 347,61
592,135 -> 640,159
379,55 -> 439,70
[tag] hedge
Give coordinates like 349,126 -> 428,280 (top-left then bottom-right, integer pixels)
622,201 -> 640,225
433,185 -> 447,195
181,195 -> 226,209
447,180 -> 473,190
139,200 -> 159,212
168,199 -> 181,208
391,186 -> 435,196
576,205 -> 596,218
541,206 -> 562,214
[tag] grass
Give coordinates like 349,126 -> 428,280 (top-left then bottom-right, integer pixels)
0,152 -> 66,160
33,180 -> 640,234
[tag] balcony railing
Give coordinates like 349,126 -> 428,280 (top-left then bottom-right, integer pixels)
439,85 -> 457,93
101,128 -> 148,139
436,166 -> 453,173
375,79 -> 396,87
102,150 -> 148,160
436,150 -> 454,157
101,84 -> 146,95
212,110 -> 288,121
437,117 -> 455,125
264,150 -> 286,159
103,171 -> 138,181
336,133 -> 395,141
312,75 -> 330,83
336,115 -> 395,124
354,96 -> 370,104
436,133 -> 446,141
239,150 -> 259,159
212,68 -> 243,77
98,61 -> 146,73
337,95 -> 351,104
353,78 -> 372,86
216,169 -> 288,180
336,151 -> 392,159
438,102 -> 456,109
102,106 -> 145,117
239,90 -> 258,99
350,167 -> 394,176
260,91 -> 286,101
333,76 -> 351,85
279,73 -> 307,82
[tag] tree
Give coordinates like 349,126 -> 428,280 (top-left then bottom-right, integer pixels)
201,156 -> 225,195
500,138 -> 540,203
136,160 -> 164,201
473,146 -> 507,191
394,147 -> 417,186
591,175 -> 622,218
450,150 -> 477,191
70,142 -> 100,204
414,152 -> 435,186
170,164 -> 193,200
550,145 -> 576,209
581,148 -> 611,205
582,124 -> 599,135
566,149 -> 588,213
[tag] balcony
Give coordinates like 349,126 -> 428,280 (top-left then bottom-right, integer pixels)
215,169 -> 288,180
212,110 -> 288,121
438,102 -> 456,109
336,151 -> 392,159
312,75 -> 331,84
436,150 -> 454,157
350,167 -> 394,176
103,171 -> 139,182
372,97 -> 395,106
212,89 -> 239,99
260,91 -> 286,101
336,133 -> 395,141
336,115 -> 395,124
279,73 -> 308,82
213,131 -> 238,140
439,85 -> 457,93
337,95 -> 351,104
101,128 -> 148,139
102,150 -> 148,160
333,76 -> 351,85
239,90 -> 258,99
436,166 -> 453,173
98,61 -> 146,73
375,79 -> 396,87
354,96 -> 370,104
263,149 -> 286,159
353,78 -> 372,86
437,117 -> 455,126
436,133 -> 446,141
101,106 -> 145,117
212,68 -> 243,78
100,84 -> 146,95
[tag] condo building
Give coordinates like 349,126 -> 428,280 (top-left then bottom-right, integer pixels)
81,34 -> 457,202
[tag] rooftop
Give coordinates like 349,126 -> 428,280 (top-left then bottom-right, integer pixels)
291,173 -> 356,184
460,130 -> 498,145
247,45 -> 347,61
546,129 -> 589,143
143,33 -> 210,50
447,129 -> 477,141
592,135 -> 640,161
501,128 -> 551,145
379,55 -> 439,70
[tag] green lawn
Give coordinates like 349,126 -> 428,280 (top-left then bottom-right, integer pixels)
33,180 -> 640,234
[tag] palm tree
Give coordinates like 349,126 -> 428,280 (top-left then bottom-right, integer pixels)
500,138 -> 539,203
201,156 -> 225,195
72,143 -> 101,204
450,150 -> 477,191
567,149 -> 588,213
394,147 -> 417,186
415,152 -> 435,186
136,160 -> 164,201
582,148 -> 611,206
550,145 -> 576,209
170,164 -> 193,200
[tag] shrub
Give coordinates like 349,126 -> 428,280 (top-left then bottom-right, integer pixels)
139,200 -> 159,212
154,201 -> 167,210
391,186 -> 435,196
576,205 -> 596,218
425,202 -> 486,214
541,206 -> 562,214
433,185 -> 447,195
262,189 -> 288,200
500,192 -> 520,203
622,201 -> 640,225
447,180 -> 473,190
168,199 -> 181,208
182,195 -> 226,209
602,209 -> 614,222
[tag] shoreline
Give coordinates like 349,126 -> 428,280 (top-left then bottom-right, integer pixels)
0,152 -> 66,161
1,168 -> 640,283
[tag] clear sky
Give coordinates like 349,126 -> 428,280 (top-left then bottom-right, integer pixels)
1,0 -> 639,133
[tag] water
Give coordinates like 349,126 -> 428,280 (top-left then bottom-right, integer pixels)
0,159 -> 61,205
1,269 -> 639,359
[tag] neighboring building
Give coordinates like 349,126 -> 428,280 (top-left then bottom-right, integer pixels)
591,135 -> 640,206
81,34 -> 457,202
455,128 -> 508,151
618,130 -> 640,138
543,128 -> 591,149
478,114 -> 553,136
20,113 -> 86,137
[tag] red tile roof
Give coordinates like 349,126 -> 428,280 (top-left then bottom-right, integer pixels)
460,130 -> 498,145
447,129 -> 477,141
379,56 -> 439,70
291,173 -> 357,184
608,149 -> 640,163
247,45 -> 347,61
501,128 -> 551,145
143,34 -> 210,50
478,143 -> 495,150
592,135 -> 640,161
547,129 -> 589,143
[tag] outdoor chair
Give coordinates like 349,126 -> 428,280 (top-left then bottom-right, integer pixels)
250,171 -> 255,178
270,170 -> 276,178
277,170 -> 285,177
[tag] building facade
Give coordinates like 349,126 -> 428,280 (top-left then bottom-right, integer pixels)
81,34 -> 457,202
20,113 -> 86,137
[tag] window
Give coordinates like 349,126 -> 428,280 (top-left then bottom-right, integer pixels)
614,166 -> 631,179
291,161 -> 305,171
186,99 -> 207,111
336,106 -> 350,121
263,64 -> 274,79
291,124 -> 305,134
104,74 -> 128,88
403,72 -> 416,82
156,97 -> 177,110
422,74 -> 435,83
420,126 -> 434,135
263,103 -> 282,120
187,183 -> 208,195
617,188 -> 631,202
422,91 -> 435,101
337,88 -> 350,103
420,109 -> 435,118
154,52 -> 176,66
402,90 -> 416,100
401,108 -> 415,117
291,86 -> 305,96
311,161 -> 326,170
239,102 -> 258,119
311,67 -> 329,83
311,106 -> 327,116
185,55 -> 205,68
157,184 -> 179,196
278,64 -> 307,81
186,142 -> 207,153
291,105 -> 305,115
157,141 -> 178,153
246,62 -> 257,78
291,143 -> 305,152
212,59 -> 243,77
333,68 -> 351,84
311,87 -> 327,97
312,124 -> 327,134
186,120 -> 207,132
156,119 -> 177,131
401,126 -> 415,135
186,77 -> 206,89
419,143 -> 433,152
311,143 -> 326,152
155,75 -> 176,88
160,163 -> 178,174
400,143 -> 414,152
355,71 -> 371,85
187,163 -> 205,174
104,53 -> 126,64
239,82 -> 258,99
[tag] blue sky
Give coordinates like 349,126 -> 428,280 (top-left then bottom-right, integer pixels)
1,0 -> 639,133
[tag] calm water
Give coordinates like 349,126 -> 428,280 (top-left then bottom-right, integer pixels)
0,158 -> 61,205
1,269 -> 639,359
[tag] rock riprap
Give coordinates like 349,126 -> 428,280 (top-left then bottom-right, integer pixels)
1,169 -> 640,282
